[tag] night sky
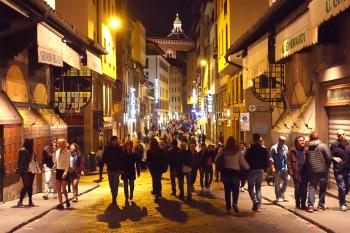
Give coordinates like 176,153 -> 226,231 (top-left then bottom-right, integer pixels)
127,0 -> 196,37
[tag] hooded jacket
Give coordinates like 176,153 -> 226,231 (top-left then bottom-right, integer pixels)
305,140 -> 332,174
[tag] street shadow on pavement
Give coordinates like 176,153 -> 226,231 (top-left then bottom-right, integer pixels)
96,202 -> 148,229
156,198 -> 189,223
187,199 -> 227,217
196,191 -> 218,200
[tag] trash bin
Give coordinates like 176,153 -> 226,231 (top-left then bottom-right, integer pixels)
88,152 -> 96,172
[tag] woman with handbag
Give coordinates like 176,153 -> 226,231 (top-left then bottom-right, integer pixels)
17,138 -> 41,207
215,136 -> 249,213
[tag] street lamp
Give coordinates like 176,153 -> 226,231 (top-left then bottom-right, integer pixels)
110,17 -> 122,30
200,59 -> 208,67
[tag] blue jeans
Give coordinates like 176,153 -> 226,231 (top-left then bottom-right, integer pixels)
294,173 -> 308,207
107,170 -> 121,198
335,171 -> 350,206
274,170 -> 289,199
308,173 -> 327,207
248,169 -> 263,207
222,173 -> 240,210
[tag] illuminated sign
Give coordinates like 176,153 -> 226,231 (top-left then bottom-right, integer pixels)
155,79 -> 159,103
130,87 -> 136,123
192,88 -> 197,109
207,92 -> 213,113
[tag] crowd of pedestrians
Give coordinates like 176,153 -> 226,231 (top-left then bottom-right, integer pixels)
16,122 -> 350,214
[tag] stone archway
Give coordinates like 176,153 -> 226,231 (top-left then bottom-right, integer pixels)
5,65 -> 28,102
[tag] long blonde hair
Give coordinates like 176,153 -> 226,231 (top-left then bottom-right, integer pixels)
57,138 -> 67,151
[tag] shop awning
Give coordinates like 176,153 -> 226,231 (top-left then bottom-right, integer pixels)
244,37 -> 269,81
309,0 -> 350,28
62,43 -> 81,70
275,12 -> 318,61
17,108 -> 50,139
0,91 -> 22,125
38,109 -> 67,137
37,23 -> 63,67
87,50 -> 103,74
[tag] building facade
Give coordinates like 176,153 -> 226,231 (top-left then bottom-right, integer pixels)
56,0 -> 118,153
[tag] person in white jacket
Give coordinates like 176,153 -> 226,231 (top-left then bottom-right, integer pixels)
55,138 -> 71,209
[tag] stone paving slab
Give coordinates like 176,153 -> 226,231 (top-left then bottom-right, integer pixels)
258,181 -> 350,233
0,183 -> 99,233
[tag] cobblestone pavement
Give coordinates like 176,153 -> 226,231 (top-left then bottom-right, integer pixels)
14,172 -> 325,233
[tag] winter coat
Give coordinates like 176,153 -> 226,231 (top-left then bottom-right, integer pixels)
200,149 -> 215,167
287,147 -> 307,182
102,144 -> 124,172
70,151 -> 84,174
147,149 -> 167,174
178,149 -> 193,172
122,152 -> 141,180
245,143 -> 269,170
191,150 -> 201,169
305,140 -> 332,174
330,140 -> 350,174
216,149 -> 249,175
168,146 -> 180,169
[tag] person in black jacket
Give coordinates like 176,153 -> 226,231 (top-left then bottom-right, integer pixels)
168,139 -> 180,195
18,138 -> 40,207
178,141 -> 193,201
122,141 -> 141,203
42,141 -> 57,200
305,132 -> 333,212
102,136 -> 124,204
190,142 -> 200,192
330,129 -> 350,211
245,134 -> 269,212
147,138 -> 167,202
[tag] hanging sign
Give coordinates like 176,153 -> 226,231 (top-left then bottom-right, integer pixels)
240,113 -> 250,132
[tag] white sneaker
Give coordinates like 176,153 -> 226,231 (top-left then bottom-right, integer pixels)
277,198 -> 284,202
340,205 -> 347,211
240,187 -> 245,192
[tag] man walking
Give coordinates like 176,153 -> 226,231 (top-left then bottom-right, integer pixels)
245,134 -> 269,212
103,136 -> 124,204
330,129 -> 350,211
168,139 -> 181,196
287,136 -> 308,210
270,136 -> 289,202
306,132 -> 333,212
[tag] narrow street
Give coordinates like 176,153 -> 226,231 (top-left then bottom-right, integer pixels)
15,172 -> 324,233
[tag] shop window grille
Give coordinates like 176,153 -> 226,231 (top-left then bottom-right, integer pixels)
252,64 -> 285,103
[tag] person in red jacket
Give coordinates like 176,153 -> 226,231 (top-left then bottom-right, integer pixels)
287,136 -> 308,210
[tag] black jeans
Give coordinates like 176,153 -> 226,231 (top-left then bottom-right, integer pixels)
123,178 -> 135,200
98,165 -> 104,180
294,173 -> 308,207
191,167 -> 198,186
170,167 -> 181,194
200,166 -> 213,188
222,173 -> 240,210
151,171 -> 162,197
20,172 -> 35,203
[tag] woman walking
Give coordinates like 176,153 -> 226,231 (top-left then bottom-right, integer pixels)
55,139 -> 71,209
239,142 -> 248,192
18,138 -> 40,207
215,136 -> 249,213
69,143 -> 84,202
122,141 -> 141,203
147,138 -> 167,202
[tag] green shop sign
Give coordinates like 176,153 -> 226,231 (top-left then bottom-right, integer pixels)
326,0 -> 349,13
282,32 -> 306,53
